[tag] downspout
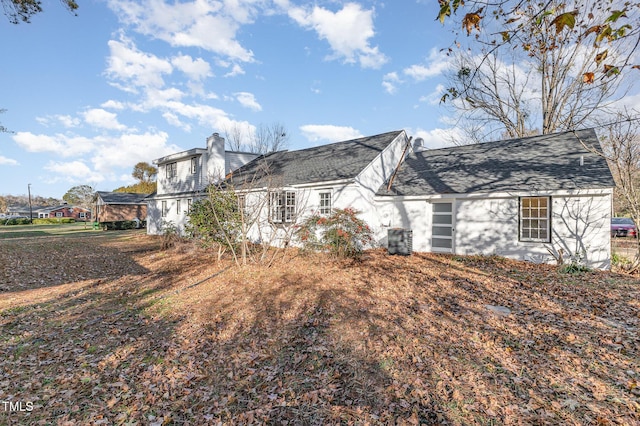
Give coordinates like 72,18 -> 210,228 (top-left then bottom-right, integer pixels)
386,136 -> 413,192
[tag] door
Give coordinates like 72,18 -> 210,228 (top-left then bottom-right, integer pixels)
431,201 -> 454,253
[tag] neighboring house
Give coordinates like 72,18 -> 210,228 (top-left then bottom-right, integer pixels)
95,192 -> 149,223
37,203 -> 91,221
6,205 -> 46,218
148,128 -> 615,269
146,133 -> 259,234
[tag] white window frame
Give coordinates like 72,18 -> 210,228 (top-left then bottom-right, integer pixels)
319,191 -> 332,216
161,201 -> 168,217
190,157 -> 197,174
270,191 -> 296,223
55,212 -> 63,218
519,196 -> 551,242
187,199 -> 192,213
79,212 -> 86,218
176,199 -> 181,215
166,162 -> 177,180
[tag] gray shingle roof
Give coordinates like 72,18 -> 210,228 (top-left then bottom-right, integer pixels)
97,191 -> 150,204
227,131 -> 404,188
379,129 -> 615,196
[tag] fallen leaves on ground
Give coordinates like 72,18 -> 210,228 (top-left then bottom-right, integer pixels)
0,232 -> 639,425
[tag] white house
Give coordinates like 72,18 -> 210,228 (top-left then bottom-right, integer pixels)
146,133 -> 258,235
147,128 -> 615,269
222,128 -> 615,269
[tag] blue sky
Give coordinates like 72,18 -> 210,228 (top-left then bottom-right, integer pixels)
0,0 -> 638,199
0,0 -> 462,199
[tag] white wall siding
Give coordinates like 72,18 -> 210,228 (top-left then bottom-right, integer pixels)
381,191 -> 612,270
157,156 -> 203,195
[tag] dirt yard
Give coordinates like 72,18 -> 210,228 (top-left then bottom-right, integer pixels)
0,231 -> 639,425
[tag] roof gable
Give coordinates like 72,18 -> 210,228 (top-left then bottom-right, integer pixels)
227,131 -> 404,188
380,129 -> 615,196
97,191 -> 150,204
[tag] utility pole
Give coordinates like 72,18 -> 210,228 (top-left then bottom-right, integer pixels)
27,183 -> 33,224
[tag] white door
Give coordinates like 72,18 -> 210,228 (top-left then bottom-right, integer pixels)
431,201 -> 454,253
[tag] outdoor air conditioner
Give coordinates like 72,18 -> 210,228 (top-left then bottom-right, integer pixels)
387,228 -> 413,256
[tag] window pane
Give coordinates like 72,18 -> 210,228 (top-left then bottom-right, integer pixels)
530,198 -> 538,208
432,226 -> 452,236
433,214 -> 452,225
433,203 -> 452,213
432,238 -> 452,249
521,229 -> 530,239
522,198 -> 530,208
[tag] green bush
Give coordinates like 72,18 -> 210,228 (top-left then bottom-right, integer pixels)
296,207 -> 374,259
1,218 -> 31,226
32,218 -> 75,225
100,220 -> 146,230
186,190 -> 241,249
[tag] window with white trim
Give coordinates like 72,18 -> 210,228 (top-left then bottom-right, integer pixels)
55,212 -> 63,218
166,162 -> 177,179
176,199 -> 181,214
270,191 -> 296,223
319,192 -> 332,216
161,201 -> 168,217
190,157 -> 197,174
520,197 -> 550,242
187,199 -> 192,213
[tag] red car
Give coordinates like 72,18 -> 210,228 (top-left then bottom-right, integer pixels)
611,217 -> 637,237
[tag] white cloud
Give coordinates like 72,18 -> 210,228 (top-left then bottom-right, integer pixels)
382,72 -> 401,94
13,132 -> 94,157
89,131 -> 178,173
82,108 -> 127,131
106,36 -> 173,92
288,2 -> 387,69
171,54 -> 212,80
101,100 -> 127,110
224,64 -> 245,77
35,115 -> 81,128
44,160 -> 105,183
107,0 -> 256,62
408,127 -> 465,149
0,155 -> 18,166
403,49 -> 452,81
234,92 -> 262,111
299,124 -> 363,144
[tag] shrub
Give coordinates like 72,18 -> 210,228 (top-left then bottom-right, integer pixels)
186,190 -> 242,250
1,218 -> 31,226
32,218 -> 75,225
100,220 -> 145,230
296,208 -> 373,259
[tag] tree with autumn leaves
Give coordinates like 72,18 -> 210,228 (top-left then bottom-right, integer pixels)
437,0 -> 640,141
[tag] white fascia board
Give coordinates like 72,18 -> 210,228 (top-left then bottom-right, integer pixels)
374,187 -> 614,202
154,149 -> 205,165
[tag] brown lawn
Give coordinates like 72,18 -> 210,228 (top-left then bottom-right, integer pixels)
0,231 -> 639,425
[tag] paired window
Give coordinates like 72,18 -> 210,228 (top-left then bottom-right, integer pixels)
319,192 -> 332,216
270,191 -> 296,223
161,201 -> 168,217
166,162 -> 177,179
520,197 -> 550,242
190,157 -> 197,174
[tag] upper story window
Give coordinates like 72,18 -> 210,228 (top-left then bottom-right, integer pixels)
190,157 -> 197,174
270,191 -> 296,223
520,196 -> 551,242
319,192 -> 332,216
166,162 -> 177,180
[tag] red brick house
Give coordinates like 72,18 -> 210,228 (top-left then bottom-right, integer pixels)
37,203 -> 91,221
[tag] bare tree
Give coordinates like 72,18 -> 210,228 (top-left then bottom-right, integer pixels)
599,110 -> 640,268
223,122 -> 289,154
441,0 -> 637,142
